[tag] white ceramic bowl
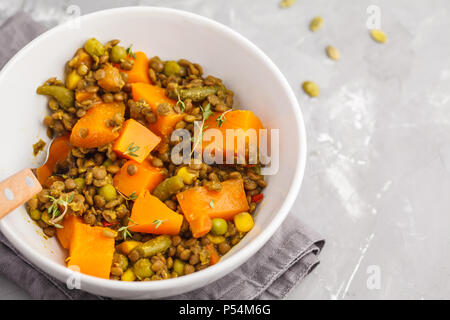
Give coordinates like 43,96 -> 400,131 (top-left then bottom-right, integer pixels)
0,7 -> 306,299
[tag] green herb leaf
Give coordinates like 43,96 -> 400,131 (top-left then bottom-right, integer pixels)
209,199 -> 214,208
216,109 -> 232,127
176,91 -> 186,112
129,191 -> 138,201
201,103 -> 213,121
45,193 -> 74,227
123,142 -> 140,158
152,219 -> 167,229
190,104 -> 213,156
118,218 -> 138,241
126,45 -> 136,59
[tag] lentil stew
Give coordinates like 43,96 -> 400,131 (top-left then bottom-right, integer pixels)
28,38 -> 267,281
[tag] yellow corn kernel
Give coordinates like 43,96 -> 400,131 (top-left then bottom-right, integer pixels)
234,212 -> 254,233
65,70 -> 82,90
116,240 -> 141,255
177,166 -> 198,185
207,234 -> 226,244
121,268 -> 136,282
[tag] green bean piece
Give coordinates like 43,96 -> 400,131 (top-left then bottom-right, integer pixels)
110,45 -> 127,63
36,85 -> 74,110
173,259 -> 185,276
84,38 -> 105,57
133,235 -> 172,258
163,61 -> 182,77
178,86 -> 220,102
152,176 -> 185,201
133,258 -> 153,280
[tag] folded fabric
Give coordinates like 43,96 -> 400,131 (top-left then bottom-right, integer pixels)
0,12 -> 325,300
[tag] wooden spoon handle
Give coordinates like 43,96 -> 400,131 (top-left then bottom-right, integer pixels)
0,169 -> 42,219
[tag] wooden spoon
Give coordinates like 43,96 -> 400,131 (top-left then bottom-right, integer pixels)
0,137 -> 68,219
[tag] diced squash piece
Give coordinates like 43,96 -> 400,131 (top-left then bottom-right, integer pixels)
189,214 -> 212,238
113,160 -> 164,197
177,179 -> 249,221
71,48 -> 93,69
116,240 -> 142,255
36,135 -> 71,185
149,113 -> 185,137
206,244 -> 220,265
113,119 -> 161,163
129,190 -> 183,235
131,83 -> 181,137
97,64 -> 125,92
56,214 -> 83,249
68,223 -> 115,279
131,82 -> 176,112
70,102 -> 125,148
123,51 -> 151,84
75,91 -> 102,104
203,110 -> 264,157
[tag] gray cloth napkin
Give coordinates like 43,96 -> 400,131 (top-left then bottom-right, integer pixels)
0,12 -> 325,300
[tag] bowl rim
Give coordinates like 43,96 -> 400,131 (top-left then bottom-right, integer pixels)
0,6 -> 307,296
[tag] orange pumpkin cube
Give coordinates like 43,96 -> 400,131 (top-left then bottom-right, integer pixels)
177,179 -> 249,221
70,102 -> 125,149
68,223 -> 115,279
129,190 -> 183,235
113,160 -> 164,197
131,83 -> 182,137
113,119 -> 161,163
56,214 -> 83,249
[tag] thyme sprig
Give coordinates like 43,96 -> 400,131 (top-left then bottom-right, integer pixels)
152,219 -> 167,229
216,109 -> 232,127
190,103 -> 213,156
123,142 -> 140,158
126,45 -> 136,59
46,193 -> 74,228
118,217 -> 138,241
117,190 -> 138,209
176,91 -> 186,112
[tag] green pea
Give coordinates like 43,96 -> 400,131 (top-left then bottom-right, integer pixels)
84,38 -> 105,57
133,258 -> 153,280
102,159 -> 114,168
173,259 -> 185,276
211,218 -> 228,236
110,45 -> 127,63
73,177 -> 85,192
29,209 -> 42,221
98,184 -> 117,202
163,61 -> 181,77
